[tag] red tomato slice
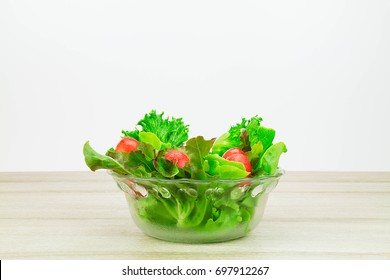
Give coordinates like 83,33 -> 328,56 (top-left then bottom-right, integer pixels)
222,148 -> 245,159
114,137 -> 139,153
164,150 -> 190,168
225,153 -> 252,173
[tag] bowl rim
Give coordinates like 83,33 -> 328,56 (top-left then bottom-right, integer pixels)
108,169 -> 285,184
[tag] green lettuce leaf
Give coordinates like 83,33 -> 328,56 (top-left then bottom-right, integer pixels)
153,150 -> 180,178
211,132 -> 230,155
250,126 -> 275,152
203,154 -> 249,179
223,118 -> 248,150
137,142 -> 155,161
137,110 -> 189,146
84,141 -> 156,178
137,195 -> 178,225
184,136 -> 215,179
139,131 -> 162,150
83,141 -> 129,175
106,146 -> 155,177
121,129 -> 140,140
126,150 -> 155,173
131,165 -> 152,178
260,142 -> 287,175
212,116 -> 275,156
239,128 -> 251,152
247,141 -> 263,169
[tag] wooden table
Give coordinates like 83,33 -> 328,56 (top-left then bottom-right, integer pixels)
0,172 -> 389,259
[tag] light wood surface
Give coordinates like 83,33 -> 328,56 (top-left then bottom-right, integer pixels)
1,171 -> 389,259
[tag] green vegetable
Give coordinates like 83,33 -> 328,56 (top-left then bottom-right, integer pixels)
131,177 -> 263,232
83,141 -> 128,175
137,110 -> 189,147
212,116 -> 275,155
83,110 -> 286,178
260,142 -> 287,175
153,150 -> 180,178
83,110 -> 287,239
137,142 -> 155,161
203,154 -> 249,179
247,141 -> 263,169
211,132 -> 230,155
139,132 -> 162,150
121,130 -> 140,141
184,136 -> 215,179
211,115 -> 286,175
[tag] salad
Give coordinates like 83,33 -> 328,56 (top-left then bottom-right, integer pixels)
83,110 -> 287,242
83,110 -> 286,179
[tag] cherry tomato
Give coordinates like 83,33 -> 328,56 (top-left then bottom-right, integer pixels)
225,153 -> 252,173
222,148 -> 245,159
114,137 -> 139,153
164,150 -> 190,168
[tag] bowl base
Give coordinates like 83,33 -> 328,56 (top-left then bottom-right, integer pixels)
132,217 -> 255,243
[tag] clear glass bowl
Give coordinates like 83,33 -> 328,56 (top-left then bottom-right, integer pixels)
110,170 -> 284,243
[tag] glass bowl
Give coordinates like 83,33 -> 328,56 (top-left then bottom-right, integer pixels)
110,170 -> 284,243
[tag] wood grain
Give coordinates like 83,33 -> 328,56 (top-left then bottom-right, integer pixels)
0,171 -> 389,259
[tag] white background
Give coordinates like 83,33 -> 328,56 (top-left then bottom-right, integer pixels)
1,0 -> 389,172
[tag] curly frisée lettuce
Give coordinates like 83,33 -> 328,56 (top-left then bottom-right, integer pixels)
122,110 -> 189,147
